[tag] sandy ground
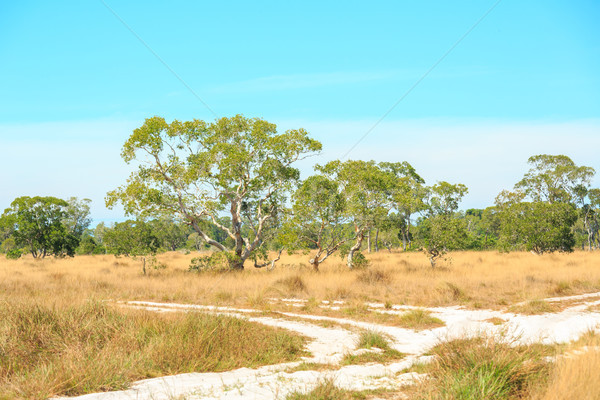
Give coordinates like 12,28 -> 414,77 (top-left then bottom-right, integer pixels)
55,292 -> 600,400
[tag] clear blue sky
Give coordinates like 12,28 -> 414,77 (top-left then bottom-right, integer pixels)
1,1 -> 599,222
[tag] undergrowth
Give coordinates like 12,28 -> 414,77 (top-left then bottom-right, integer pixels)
415,336 -> 551,400
0,298 -> 306,399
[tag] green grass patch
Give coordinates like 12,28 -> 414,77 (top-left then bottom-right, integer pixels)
341,349 -> 405,365
285,362 -> 339,373
357,329 -> 392,349
396,309 -> 445,330
286,379 -> 392,400
415,336 -> 551,400
509,299 -> 562,315
341,330 -> 405,365
0,299 -> 306,399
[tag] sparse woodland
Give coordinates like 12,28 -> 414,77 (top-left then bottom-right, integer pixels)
2,116 -> 600,399
2,116 -> 597,270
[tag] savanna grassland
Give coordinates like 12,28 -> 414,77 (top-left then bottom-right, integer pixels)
3,250 -> 600,399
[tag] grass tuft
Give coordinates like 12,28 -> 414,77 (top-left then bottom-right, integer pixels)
415,336 -> 551,400
397,309 -> 445,330
509,299 -> 562,315
356,268 -> 392,285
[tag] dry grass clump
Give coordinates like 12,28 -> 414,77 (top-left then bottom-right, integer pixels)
531,332 -> 600,400
509,299 -> 562,315
415,336 -> 551,400
285,378 -> 389,400
396,309 -> 445,330
355,267 -> 393,285
276,274 -> 307,295
0,298 -> 306,399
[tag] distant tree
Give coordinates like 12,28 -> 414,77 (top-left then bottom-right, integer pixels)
106,115 -> 321,270
381,162 -> 426,251
496,201 -> 577,254
63,197 -> 92,239
283,174 -> 350,271
148,218 -> 189,251
0,196 -> 81,258
574,186 -> 600,251
417,182 -> 469,267
317,160 -> 393,269
103,220 -> 159,274
515,154 -> 595,204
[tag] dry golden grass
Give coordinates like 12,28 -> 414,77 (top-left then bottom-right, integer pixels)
3,250 -> 600,399
530,332 -> 600,400
2,250 -> 600,312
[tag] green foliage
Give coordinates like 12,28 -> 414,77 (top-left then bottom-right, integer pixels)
497,201 -> 577,254
102,220 -> 159,257
283,174 -> 349,270
6,248 -> 22,260
416,182 -> 469,266
107,115 -> 321,269
318,160 -> 395,268
0,196 -> 87,258
357,330 -> 391,349
416,336 -> 550,400
189,251 -> 241,272
515,154 -> 595,204
147,218 -> 190,251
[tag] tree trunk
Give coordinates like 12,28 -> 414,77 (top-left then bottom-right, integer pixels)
374,228 -> 379,252
367,230 -> 371,253
347,232 -> 364,269
310,258 -> 319,272
142,256 -> 146,275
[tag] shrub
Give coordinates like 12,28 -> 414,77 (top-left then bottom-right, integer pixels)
189,252 -> 240,272
6,248 -> 22,259
416,336 -> 550,400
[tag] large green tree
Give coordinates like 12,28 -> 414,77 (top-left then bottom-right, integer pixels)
0,196 -> 85,258
106,115 -> 321,269
496,201 -> 577,254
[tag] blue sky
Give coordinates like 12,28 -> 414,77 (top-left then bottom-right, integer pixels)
1,1 -> 599,222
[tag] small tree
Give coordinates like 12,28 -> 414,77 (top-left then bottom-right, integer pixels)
418,182 -> 469,267
103,220 -> 159,274
317,160 -> 393,269
283,174 -> 350,271
381,161 -> 426,251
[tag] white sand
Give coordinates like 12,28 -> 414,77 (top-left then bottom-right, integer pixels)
55,292 -> 600,400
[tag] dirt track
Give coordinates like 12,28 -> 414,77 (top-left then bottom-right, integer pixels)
55,292 -> 600,400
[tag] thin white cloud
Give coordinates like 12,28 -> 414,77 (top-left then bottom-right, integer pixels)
208,70 -> 405,94
275,117 -> 600,210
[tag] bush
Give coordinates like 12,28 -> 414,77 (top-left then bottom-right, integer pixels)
6,249 -> 22,259
416,336 -> 551,399
189,252 -> 240,272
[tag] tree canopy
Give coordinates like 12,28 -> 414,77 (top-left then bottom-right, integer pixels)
106,115 -> 321,269
0,196 -> 90,258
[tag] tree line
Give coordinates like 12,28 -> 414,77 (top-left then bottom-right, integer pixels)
1,116 -> 598,270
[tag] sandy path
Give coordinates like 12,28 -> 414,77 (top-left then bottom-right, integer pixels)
55,292 -> 600,400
